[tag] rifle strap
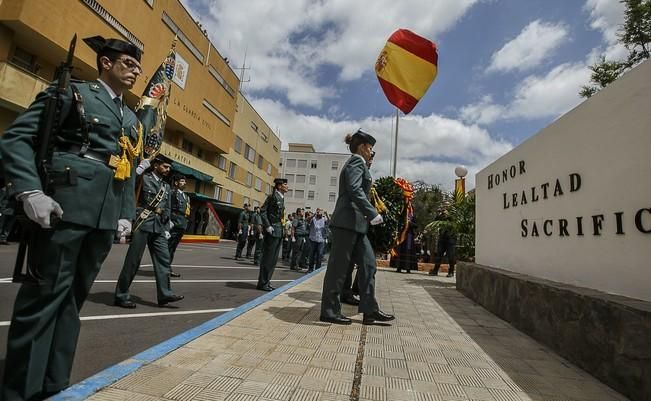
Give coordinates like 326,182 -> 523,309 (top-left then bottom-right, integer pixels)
133,183 -> 167,231
70,85 -> 90,156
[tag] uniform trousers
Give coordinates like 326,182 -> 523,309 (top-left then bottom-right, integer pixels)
2,222 -> 113,401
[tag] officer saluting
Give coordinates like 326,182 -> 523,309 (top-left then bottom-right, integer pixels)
114,154 -> 184,308
0,36 -> 143,401
257,178 -> 288,291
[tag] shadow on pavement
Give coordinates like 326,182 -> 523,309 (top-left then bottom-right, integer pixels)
225,282 -> 258,290
263,306 -> 325,326
285,290 -> 322,304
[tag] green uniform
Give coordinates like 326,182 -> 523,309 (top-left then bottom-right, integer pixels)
321,155 -> 380,319
235,209 -> 251,258
257,191 -> 284,289
115,171 -> 175,304
290,216 -> 309,269
252,211 -> 263,264
0,184 -> 16,243
168,188 -> 190,264
246,210 -> 256,257
0,80 -> 138,401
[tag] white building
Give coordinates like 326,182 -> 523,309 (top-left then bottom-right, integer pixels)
280,144 -> 350,215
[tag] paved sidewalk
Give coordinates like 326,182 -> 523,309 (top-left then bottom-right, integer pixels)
81,269 -> 628,401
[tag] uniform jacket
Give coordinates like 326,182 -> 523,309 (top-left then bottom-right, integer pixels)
238,210 -> 251,232
0,80 -> 138,230
329,154 -> 378,234
261,190 -> 284,238
170,189 -> 190,230
136,172 -> 171,234
292,216 -> 309,236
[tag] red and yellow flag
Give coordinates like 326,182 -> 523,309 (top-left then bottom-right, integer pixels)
375,29 -> 438,114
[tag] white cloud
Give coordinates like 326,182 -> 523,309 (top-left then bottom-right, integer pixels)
584,0 -> 625,45
252,97 -> 512,190
187,0 -> 478,108
461,62 -> 591,125
487,20 -> 568,73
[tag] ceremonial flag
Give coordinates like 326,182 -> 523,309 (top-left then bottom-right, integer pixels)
375,29 -> 438,114
136,40 -> 177,159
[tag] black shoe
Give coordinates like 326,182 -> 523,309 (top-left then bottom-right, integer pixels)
320,315 -> 352,325
114,299 -> 136,309
342,295 -> 360,306
0,240 -> 9,245
170,271 -> 181,278
363,310 -> 395,324
158,294 -> 184,306
256,285 -> 273,292
429,269 -> 439,276
446,273 -> 454,277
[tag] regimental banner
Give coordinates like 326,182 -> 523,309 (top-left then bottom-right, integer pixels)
475,60 -> 651,302
173,52 -> 189,89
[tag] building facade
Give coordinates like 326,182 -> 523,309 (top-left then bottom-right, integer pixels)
280,144 -> 350,215
0,0 -> 279,235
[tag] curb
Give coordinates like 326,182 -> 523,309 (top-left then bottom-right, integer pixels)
52,269 -> 323,401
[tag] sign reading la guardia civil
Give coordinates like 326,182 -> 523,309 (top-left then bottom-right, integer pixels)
487,160 -> 651,238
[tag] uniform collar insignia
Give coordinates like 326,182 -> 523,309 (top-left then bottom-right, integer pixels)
90,83 -> 100,91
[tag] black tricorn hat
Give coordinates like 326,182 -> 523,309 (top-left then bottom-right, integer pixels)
274,178 -> 288,185
153,154 -> 173,165
352,129 -> 376,146
83,35 -> 142,61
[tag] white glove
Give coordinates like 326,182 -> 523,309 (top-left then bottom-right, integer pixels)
258,233 -> 264,239
169,221 -> 175,230
164,231 -> 171,240
238,229 -> 243,235
266,226 -> 274,234
370,214 -> 384,226
136,159 -> 151,175
117,219 -> 132,236
19,191 -> 63,228
291,236 -> 296,243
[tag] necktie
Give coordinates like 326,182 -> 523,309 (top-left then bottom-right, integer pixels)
113,97 -> 123,117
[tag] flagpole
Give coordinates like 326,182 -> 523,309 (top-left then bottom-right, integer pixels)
392,108 -> 399,177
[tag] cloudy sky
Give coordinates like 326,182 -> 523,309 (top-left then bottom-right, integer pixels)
183,0 -> 627,190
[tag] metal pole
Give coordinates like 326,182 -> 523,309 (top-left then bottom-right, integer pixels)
392,108 -> 399,177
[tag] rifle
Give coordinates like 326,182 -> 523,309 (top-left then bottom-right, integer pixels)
13,34 -> 77,283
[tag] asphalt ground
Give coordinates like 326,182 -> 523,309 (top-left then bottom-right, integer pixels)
0,239 -> 309,385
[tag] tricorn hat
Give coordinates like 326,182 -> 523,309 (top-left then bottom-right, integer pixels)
274,178 -> 288,185
153,154 -> 173,165
352,129 -> 376,146
83,35 -> 142,61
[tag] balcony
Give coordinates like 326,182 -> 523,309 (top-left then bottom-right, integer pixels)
0,61 -> 49,111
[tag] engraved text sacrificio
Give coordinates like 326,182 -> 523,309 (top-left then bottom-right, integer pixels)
521,208 -> 651,237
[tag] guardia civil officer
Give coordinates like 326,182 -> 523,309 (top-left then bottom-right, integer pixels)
168,173 -> 190,277
114,154 -> 184,308
251,206 -> 264,265
320,130 -> 395,325
234,203 -> 251,260
257,178 -> 288,291
0,36 -> 143,401
290,207 -> 309,270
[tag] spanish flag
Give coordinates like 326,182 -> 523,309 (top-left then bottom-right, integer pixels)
375,29 -> 438,114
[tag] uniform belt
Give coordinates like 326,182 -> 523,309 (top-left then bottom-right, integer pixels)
55,144 -> 119,168
146,207 -> 163,214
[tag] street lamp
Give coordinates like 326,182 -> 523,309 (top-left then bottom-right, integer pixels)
454,166 -> 467,203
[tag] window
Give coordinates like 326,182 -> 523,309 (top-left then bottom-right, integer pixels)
266,164 -> 272,175
225,190 -> 233,203
197,148 -> 204,159
286,159 -> 296,168
285,174 -> 294,183
298,160 -> 307,168
329,192 -> 336,202
330,176 -> 337,186
310,160 -> 317,169
182,139 -> 193,153
243,197 -> 250,206
217,154 -> 227,170
296,174 -> 306,184
253,200 -> 260,207
266,184 -> 272,195
331,160 -> 339,170
214,186 -> 222,200
246,172 -> 253,187
273,145 -> 279,153
295,190 -> 304,199
257,155 -> 264,169
287,190 -> 293,198
279,158 -> 283,166
228,162 -> 237,179
308,191 -> 315,200
10,47 -> 37,73
255,177 -> 263,191
245,144 -> 256,162
250,121 -> 258,132
309,175 -> 316,185
234,136 -> 242,153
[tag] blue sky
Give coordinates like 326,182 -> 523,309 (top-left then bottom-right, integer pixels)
183,0 -> 627,190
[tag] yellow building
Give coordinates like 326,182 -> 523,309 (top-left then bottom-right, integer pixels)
0,0 -> 280,236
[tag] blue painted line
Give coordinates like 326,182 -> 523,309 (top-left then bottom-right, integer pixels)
52,269 -> 322,401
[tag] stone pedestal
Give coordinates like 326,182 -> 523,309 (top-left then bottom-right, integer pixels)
457,262 -> 651,401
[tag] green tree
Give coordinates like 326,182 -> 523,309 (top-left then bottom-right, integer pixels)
424,193 -> 476,261
580,0 -> 651,98
411,181 -> 445,253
